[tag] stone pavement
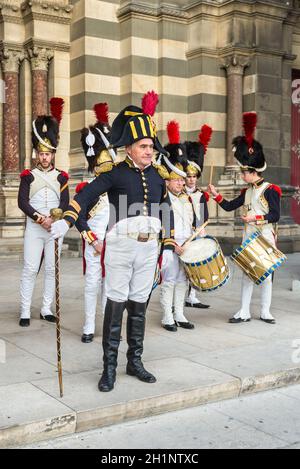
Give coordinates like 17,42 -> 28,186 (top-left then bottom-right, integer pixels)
19,384 -> 300,449
1,253 -> 300,448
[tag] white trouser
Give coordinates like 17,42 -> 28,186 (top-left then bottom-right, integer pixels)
104,234 -> 159,302
160,250 -> 188,324
234,273 -> 273,320
234,228 -> 275,321
20,219 -> 62,319
83,242 -> 106,335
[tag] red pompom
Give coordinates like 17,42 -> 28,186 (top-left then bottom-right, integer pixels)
141,90 -> 159,117
243,112 -> 257,149
50,97 -> 64,125
269,184 -> 282,197
198,125 -> 213,154
20,169 -> 31,178
167,120 -> 180,145
76,181 -> 89,194
203,191 -> 210,202
94,103 -> 109,124
60,171 -> 69,181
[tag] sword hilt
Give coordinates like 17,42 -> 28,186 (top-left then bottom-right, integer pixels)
50,208 -> 63,222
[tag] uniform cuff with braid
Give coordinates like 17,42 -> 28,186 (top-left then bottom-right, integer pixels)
81,230 -> 98,244
214,194 -> 223,204
255,215 -> 268,225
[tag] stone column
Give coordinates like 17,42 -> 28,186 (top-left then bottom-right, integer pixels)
0,48 -> 25,238
221,54 -> 250,173
28,47 -> 53,118
0,48 -> 24,179
212,54 -> 250,244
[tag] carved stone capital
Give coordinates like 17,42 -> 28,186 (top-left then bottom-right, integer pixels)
21,0 -> 73,25
0,47 -> 24,73
27,46 -> 54,71
221,54 -> 251,76
0,1 -> 22,23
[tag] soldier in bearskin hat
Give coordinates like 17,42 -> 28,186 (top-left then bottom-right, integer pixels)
51,91 -> 176,392
18,98 -> 69,327
183,124 -> 213,309
75,103 -> 116,343
208,112 -> 282,324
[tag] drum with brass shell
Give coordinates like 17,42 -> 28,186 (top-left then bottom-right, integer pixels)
180,236 -> 230,292
231,231 -> 286,285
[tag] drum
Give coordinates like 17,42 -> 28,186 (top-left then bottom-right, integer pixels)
231,231 -> 286,285
180,236 -> 230,292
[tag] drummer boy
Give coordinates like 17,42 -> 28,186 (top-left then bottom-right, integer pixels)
158,121 -> 197,331
184,124 -> 212,309
208,113 -> 282,325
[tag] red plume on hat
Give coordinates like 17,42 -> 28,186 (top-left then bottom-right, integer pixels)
142,90 -> 159,117
243,112 -> 257,150
49,97 -> 64,126
167,120 -> 180,145
94,102 -> 109,124
198,124 -> 213,154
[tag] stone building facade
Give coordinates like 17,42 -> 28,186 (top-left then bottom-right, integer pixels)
1,0 -> 300,250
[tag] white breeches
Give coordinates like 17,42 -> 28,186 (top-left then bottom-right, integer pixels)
160,249 -> 187,284
83,242 -> 106,335
104,235 -> 159,303
20,220 -> 63,319
160,249 -> 188,324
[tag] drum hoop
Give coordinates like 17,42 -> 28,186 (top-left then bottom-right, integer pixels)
254,256 -> 286,285
231,231 -> 260,258
181,235 -> 221,266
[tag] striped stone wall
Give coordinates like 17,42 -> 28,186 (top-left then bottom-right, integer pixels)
69,0 -> 228,180
69,0 -> 300,187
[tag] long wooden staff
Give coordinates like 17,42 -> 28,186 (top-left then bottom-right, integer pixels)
209,165 -> 214,186
50,208 -> 64,398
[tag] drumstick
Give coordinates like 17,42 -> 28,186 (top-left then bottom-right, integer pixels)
181,220 -> 209,248
209,165 -> 214,185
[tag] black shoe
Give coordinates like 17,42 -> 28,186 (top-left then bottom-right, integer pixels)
81,333 -> 94,343
40,314 -> 56,323
98,369 -> 116,392
175,321 -> 195,330
19,318 -> 30,327
229,317 -> 251,324
126,363 -> 156,383
185,301 -> 210,309
162,323 -> 177,332
260,317 -> 276,325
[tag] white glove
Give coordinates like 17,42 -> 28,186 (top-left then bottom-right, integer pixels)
51,219 -> 69,239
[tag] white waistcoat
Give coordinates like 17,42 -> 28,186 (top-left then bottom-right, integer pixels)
170,192 -> 194,243
185,188 -> 203,224
243,181 -> 274,243
29,168 -> 60,216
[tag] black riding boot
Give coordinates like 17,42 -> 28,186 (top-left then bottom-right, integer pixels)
126,299 -> 156,383
98,298 -> 126,392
